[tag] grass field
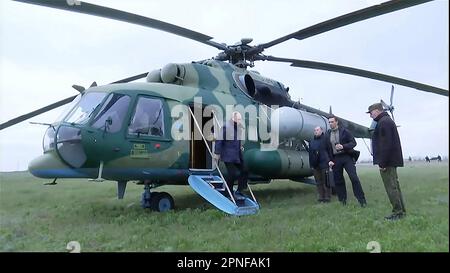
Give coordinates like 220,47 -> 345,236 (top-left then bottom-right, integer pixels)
0,162 -> 448,252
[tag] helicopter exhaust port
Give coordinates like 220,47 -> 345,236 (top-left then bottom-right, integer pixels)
238,74 -> 256,97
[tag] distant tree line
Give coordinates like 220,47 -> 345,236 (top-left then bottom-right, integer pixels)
358,155 -> 447,164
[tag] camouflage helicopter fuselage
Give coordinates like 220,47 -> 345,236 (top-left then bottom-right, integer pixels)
29,60 -> 370,186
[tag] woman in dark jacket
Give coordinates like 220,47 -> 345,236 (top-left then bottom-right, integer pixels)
309,126 -> 331,202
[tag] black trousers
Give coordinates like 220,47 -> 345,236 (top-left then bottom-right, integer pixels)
332,154 -> 366,203
224,162 -> 248,193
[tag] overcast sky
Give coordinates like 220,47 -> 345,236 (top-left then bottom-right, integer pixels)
0,0 -> 448,171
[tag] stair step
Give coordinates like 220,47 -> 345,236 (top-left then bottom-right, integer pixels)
207,182 -> 225,190
201,176 -> 222,182
188,174 -> 259,216
209,184 -> 225,191
236,206 -> 259,215
207,180 -> 223,184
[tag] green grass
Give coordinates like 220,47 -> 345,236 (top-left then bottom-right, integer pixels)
0,162 -> 448,252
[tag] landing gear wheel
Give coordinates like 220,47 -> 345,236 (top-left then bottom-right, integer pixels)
150,192 -> 175,212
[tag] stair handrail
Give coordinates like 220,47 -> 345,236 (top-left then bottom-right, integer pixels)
188,107 -> 236,205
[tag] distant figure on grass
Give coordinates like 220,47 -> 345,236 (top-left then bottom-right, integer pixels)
425,156 -> 431,163
430,155 -> 442,162
308,126 -> 331,203
367,103 -> 406,221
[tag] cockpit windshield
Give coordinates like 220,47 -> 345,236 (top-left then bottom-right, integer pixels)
54,93 -> 82,123
64,92 -> 107,125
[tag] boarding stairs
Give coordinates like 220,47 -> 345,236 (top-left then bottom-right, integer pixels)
188,173 -> 259,216
187,108 -> 259,216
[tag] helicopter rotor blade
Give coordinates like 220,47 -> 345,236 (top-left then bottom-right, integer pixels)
110,72 -> 148,84
0,95 -> 78,131
13,0 -> 227,50
262,56 -> 449,97
252,0 -> 433,53
0,72 -> 149,131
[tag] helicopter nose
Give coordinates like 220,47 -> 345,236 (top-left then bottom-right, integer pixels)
28,152 -> 76,178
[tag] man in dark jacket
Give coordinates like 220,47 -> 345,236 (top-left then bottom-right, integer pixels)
367,103 -> 405,220
326,115 -> 367,207
309,126 -> 331,203
214,111 -> 247,200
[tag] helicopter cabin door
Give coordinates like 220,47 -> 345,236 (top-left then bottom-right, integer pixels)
189,106 -> 215,170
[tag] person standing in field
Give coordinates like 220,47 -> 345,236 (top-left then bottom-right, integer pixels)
326,115 -> 367,207
308,126 -> 331,203
367,102 -> 406,221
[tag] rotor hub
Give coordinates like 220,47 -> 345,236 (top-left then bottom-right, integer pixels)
214,38 -> 264,68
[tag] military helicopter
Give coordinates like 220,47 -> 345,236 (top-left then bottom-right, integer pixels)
1,0 -> 448,214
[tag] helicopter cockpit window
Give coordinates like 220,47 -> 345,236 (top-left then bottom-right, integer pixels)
65,92 -> 107,125
91,93 -> 130,133
55,93 -> 82,122
128,97 -> 165,137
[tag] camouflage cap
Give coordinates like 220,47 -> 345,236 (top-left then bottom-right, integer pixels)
366,102 -> 383,113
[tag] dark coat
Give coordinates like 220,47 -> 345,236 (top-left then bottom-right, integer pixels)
309,133 -> 330,169
372,111 -> 404,168
214,121 -> 243,164
325,126 -> 357,162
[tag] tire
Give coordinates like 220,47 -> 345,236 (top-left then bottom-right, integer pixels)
150,192 -> 175,212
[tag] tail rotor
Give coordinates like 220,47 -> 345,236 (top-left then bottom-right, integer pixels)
380,85 -> 395,121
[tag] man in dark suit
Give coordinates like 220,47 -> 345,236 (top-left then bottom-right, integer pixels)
214,111 -> 248,200
367,103 -> 405,220
309,126 -> 331,203
326,115 -> 367,207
